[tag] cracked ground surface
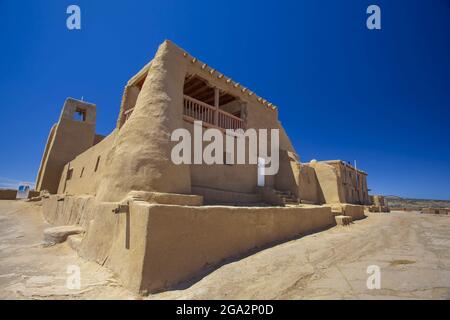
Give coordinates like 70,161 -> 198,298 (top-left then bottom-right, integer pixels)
1,200 -> 450,299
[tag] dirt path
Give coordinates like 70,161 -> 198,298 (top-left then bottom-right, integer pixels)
0,200 -> 137,299
1,200 -> 449,299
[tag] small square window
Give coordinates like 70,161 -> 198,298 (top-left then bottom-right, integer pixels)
73,108 -> 87,122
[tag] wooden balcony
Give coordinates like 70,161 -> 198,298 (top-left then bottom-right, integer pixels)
183,95 -> 244,130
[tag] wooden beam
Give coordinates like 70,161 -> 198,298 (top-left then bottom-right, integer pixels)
184,80 -> 204,94
188,85 -> 213,99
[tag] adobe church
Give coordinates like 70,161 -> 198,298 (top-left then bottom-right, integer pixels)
36,40 -> 370,207
35,40 -> 372,294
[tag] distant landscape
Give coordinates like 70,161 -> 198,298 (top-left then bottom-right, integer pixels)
386,196 -> 450,210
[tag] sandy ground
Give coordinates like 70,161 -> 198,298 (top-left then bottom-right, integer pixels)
1,200 -> 449,300
0,200 -> 137,299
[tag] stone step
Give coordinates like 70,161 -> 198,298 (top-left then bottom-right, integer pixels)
44,225 -> 84,246
335,215 -> 353,226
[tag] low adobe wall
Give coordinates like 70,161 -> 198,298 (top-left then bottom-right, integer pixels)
367,205 -> 390,213
331,204 -> 366,220
42,194 -> 97,228
42,194 -> 335,294
422,208 -> 448,215
0,189 -> 17,200
135,204 -> 334,293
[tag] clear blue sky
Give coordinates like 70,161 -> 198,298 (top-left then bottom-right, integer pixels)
1,0 -> 449,199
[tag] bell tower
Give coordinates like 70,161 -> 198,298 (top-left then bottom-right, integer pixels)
35,98 -> 96,193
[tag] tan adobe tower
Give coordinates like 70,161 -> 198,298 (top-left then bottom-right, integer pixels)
35,98 -> 97,194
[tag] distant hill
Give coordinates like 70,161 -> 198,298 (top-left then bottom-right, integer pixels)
385,196 -> 450,210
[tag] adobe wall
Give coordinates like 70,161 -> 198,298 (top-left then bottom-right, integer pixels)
191,186 -> 261,205
180,48 -> 297,199
42,194 -> 334,294
421,208 -> 447,215
137,204 -> 334,293
358,174 -> 370,204
333,163 -> 353,203
304,160 -> 370,206
42,194 -> 96,228
57,130 -> 118,195
185,122 -> 261,195
274,150 -> 300,200
35,124 -> 57,192
184,123 -> 288,199
327,161 -> 370,205
368,205 -> 390,213
0,189 -> 17,200
308,161 -> 343,203
298,164 -> 324,204
370,195 -> 386,207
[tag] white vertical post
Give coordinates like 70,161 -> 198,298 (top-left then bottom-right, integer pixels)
258,157 -> 265,187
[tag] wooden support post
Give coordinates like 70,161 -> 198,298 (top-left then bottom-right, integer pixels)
240,102 -> 245,123
214,87 -> 219,126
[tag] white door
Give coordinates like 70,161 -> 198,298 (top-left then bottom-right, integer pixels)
257,157 -> 265,187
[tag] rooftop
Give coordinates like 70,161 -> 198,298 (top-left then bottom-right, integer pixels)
128,40 -> 278,112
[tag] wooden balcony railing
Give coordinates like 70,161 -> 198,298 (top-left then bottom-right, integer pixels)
217,109 -> 244,130
183,95 -> 216,125
183,95 -> 244,130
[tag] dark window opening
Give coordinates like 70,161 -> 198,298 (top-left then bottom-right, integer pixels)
67,168 -> 73,180
94,156 -> 101,172
80,167 -> 84,178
